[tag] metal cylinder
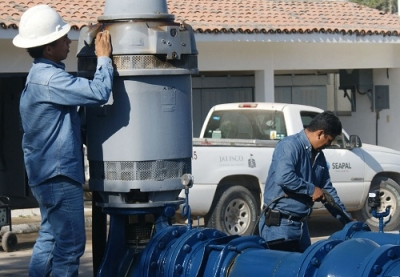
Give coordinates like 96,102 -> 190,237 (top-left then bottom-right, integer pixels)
99,0 -> 172,20
77,0 -> 198,209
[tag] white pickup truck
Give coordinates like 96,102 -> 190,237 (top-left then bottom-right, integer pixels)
180,102 -> 400,236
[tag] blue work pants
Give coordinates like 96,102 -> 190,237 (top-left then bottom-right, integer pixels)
259,213 -> 311,252
29,176 -> 85,277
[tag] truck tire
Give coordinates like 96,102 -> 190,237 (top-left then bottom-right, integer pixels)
207,186 -> 259,236
354,177 -> 400,231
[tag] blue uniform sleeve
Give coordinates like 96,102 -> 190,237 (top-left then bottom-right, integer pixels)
47,57 -> 113,106
274,140 -> 316,197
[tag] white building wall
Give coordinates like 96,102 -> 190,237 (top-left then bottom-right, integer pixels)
271,43 -> 400,70
335,68 -> 400,150
0,39 -> 80,73
254,69 -> 274,102
377,68 -> 400,150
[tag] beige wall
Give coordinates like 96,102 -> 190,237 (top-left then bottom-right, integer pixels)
0,39 -> 79,73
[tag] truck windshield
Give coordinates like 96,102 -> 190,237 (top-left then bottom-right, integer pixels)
203,110 -> 287,140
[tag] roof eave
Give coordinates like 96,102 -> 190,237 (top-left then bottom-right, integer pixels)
2,27 -> 400,44
194,32 -> 400,43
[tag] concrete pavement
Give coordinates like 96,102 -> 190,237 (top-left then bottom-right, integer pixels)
0,200 -> 95,276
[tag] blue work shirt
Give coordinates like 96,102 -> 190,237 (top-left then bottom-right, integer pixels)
20,57 -> 113,187
263,129 -> 348,221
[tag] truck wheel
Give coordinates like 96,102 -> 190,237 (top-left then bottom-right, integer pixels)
2,231 -> 18,252
207,186 -> 259,236
354,177 -> 400,231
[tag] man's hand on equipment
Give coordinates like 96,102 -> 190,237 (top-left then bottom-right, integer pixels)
95,30 -> 112,57
321,188 -> 354,224
312,187 -> 325,202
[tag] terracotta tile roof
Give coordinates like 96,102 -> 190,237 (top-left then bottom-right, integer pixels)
1,0 -> 400,36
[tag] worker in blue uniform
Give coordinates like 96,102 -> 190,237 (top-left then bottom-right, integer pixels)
13,4 -> 113,276
259,111 -> 352,252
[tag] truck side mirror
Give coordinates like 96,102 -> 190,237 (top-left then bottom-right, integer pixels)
349,135 -> 362,148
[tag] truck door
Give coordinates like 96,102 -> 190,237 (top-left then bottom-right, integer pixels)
323,134 -> 366,211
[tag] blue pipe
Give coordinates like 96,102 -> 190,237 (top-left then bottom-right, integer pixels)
330,221 -> 400,245
121,224 -> 400,276
228,238 -> 400,276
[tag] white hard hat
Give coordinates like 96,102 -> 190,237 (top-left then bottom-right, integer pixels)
13,5 -> 71,48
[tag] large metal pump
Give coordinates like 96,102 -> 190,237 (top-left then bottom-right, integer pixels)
77,0 -> 197,210
77,1 -> 400,276
77,0 -> 198,274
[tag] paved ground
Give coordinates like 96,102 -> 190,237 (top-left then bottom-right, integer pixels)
0,207 -> 350,277
0,227 -> 94,277
0,201 -> 94,277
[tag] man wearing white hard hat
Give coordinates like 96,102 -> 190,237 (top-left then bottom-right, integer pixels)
13,5 -> 113,277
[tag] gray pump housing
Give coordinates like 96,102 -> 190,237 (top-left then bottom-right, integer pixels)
77,1 -> 198,208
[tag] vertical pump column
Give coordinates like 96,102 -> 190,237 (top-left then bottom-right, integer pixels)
77,2 -> 197,274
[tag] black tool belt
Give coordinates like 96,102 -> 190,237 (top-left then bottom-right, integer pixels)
264,208 -> 308,226
279,212 -> 308,222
